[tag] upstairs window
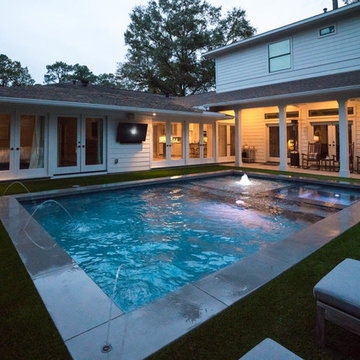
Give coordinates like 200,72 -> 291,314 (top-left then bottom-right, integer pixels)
319,25 -> 336,37
268,39 -> 291,72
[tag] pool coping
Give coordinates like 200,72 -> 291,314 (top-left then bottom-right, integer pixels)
2,169 -> 360,360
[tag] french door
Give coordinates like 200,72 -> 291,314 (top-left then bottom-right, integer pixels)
188,122 -> 214,164
267,123 -> 299,162
152,120 -> 185,166
55,116 -> 106,174
217,123 -> 235,162
0,113 -> 47,180
312,123 -> 352,160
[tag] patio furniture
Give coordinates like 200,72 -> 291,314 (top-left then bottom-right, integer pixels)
357,156 -> 360,174
239,338 -> 302,360
290,151 -> 300,167
332,142 -> 354,173
302,143 -> 321,169
242,146 -> 256,163
320,157 -> 334,172
313,258 -> 360,347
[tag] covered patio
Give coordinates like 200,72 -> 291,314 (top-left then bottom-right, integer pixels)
219,98 -> 360,178
180,70 -> 360,178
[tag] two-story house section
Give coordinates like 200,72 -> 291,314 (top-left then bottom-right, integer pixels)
208,2 -> 360,93
192,1 -> 360,177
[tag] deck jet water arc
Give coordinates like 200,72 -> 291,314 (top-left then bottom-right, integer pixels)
23,199 -> 72,250
2,181 -> 31,196
102,264 -> 124,354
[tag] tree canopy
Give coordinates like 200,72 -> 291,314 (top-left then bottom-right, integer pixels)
0,54 -> 35,87
117,0 -> 255,96
44,62 -> 98,84
44,61 -> 119,87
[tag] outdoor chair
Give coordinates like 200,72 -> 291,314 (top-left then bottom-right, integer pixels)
332,142 -> 354,173
239,338 -> 302,360
302,143 -> 321,169
313,258 -> 360,347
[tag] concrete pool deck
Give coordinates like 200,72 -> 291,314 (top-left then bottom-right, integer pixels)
1,170 -> 360,359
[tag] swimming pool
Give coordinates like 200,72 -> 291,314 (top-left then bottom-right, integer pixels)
23,175 -> 360,312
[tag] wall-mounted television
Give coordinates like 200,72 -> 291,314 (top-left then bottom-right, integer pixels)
116,123 -> 148,143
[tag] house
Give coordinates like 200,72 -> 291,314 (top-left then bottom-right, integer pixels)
194,0 -> 360,177
0,84 -> 230,180
0,1 -> 359,181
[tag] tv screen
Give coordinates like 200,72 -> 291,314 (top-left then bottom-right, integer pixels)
116,123 -> 148,143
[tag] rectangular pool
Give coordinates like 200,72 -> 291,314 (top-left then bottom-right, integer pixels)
22,175 -> 360,312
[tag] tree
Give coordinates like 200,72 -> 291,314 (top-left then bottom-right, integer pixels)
117,0 -> 255,96
44,62 -> 101,84
71,64 -> 98,83
343,0 -> 359,4
0,54 -> 35,86
44,61 -> 73,84
95,73 -> 119,87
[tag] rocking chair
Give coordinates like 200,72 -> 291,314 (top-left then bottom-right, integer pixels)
302,142 -> 321,169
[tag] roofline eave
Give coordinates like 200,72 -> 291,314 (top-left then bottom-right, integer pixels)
0,96 -> 229,120
202,85 -> 360,108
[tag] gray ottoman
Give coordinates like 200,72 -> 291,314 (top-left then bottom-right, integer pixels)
239,338 -> 302,360
313,258 -> 360,346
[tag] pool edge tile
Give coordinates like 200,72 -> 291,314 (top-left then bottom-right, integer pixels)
64,283 -> 226,360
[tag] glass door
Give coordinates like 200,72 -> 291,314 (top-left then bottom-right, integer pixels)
268,124 -> 299,162
313,123 -> 353,160
217,123 -> 235,162
17,115 -> 47,177
56,116 -> 106,174
203,124 -> 214,160
189,123 -> 200,161
188,122 -> 214,164
56,116 -> 80,174
152,121 -> 167,164
82,117 -> 106,172
0,114 -> 14,179
169,122 -> 184,164
152,120 -> 184,166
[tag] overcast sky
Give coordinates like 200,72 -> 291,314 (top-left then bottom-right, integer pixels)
1,0 -> 337,83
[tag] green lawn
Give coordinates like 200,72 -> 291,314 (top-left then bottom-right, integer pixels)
1,165 -> 360,359
151,223 -> 360,360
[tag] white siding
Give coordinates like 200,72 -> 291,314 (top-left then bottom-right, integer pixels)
107,114 -> 151,173
241,108 -> 267,163
216,14 -> 360,92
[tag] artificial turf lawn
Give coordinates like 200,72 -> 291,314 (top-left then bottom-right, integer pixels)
1,164 -> 360,359
151,222 -> 360,360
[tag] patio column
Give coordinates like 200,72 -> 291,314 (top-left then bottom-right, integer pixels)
235,108 -> 243,167
278,105 -> 288,171
338,99 -> 350,178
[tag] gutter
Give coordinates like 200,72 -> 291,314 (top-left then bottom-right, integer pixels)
201,85 -> 360,108
0,96 -> 230,120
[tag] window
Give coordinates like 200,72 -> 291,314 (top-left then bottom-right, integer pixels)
268,39 -> 291,72
308,107 -> 354,117
320,25 -> 336,37
264,111 -> 299,119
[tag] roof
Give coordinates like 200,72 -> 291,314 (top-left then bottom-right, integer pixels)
204,2 -> 360,59
175,70 -> 360,108
0,82 -> 204,114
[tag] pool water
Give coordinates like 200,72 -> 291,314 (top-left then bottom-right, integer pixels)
23,176 -> 360,312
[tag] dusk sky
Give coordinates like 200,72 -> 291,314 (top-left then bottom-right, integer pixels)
1,0 -> 337,83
